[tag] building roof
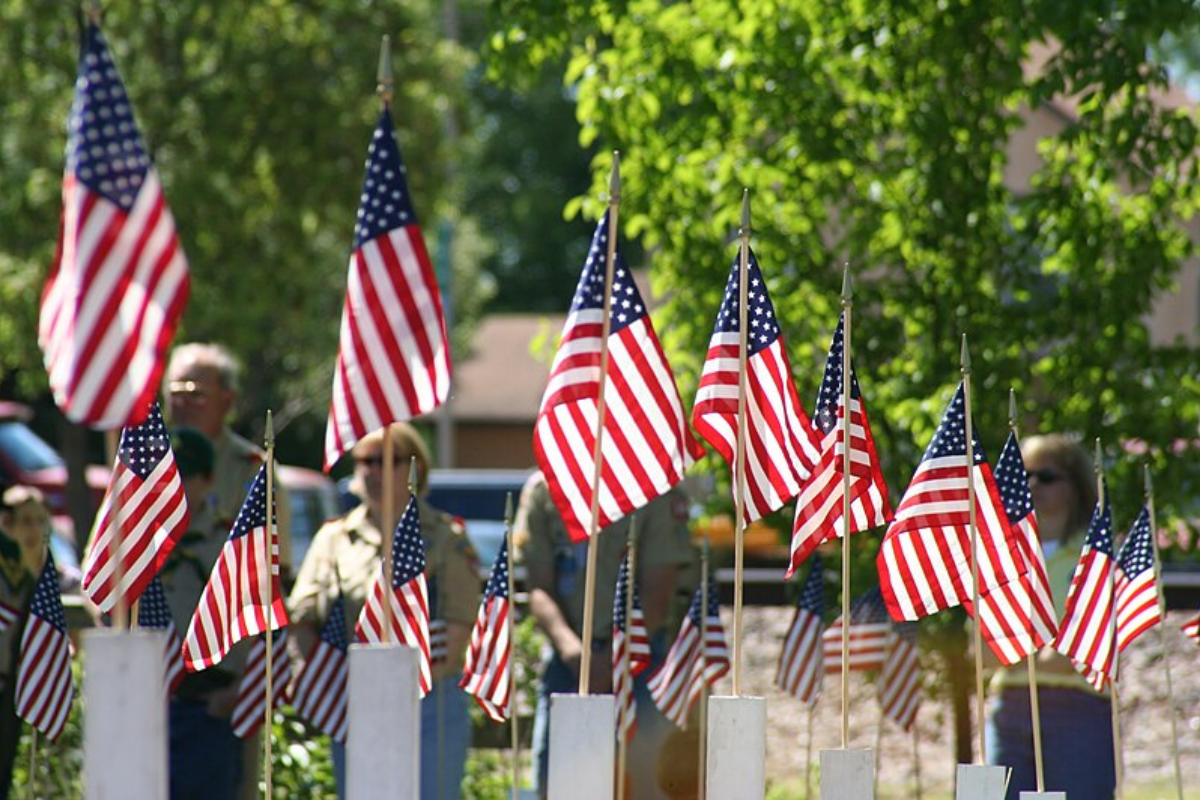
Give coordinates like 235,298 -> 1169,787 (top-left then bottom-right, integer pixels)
448,313 -> 563,423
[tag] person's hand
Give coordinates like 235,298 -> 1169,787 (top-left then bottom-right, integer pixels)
559,637 -> 584,677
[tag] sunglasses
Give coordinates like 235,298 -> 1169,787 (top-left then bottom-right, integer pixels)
354,455 -> 412,468
1027,469 -> 1064,485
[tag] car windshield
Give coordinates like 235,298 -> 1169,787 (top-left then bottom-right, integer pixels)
0,421 -> 64,471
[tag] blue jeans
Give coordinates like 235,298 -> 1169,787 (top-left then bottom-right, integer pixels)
169,699 -> 243,800
534,639 -> 674,800
987,687 -> 1115,799
333,676 -> 471,799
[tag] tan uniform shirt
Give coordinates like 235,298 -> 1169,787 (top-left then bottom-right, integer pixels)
515,474 -> 694,639
289,501 -> 480,674
0,533 -> 32,688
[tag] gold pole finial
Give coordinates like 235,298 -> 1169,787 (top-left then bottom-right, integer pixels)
739,188 -> 751,237
1094,438 -> 1103,477
1143,463 -> 1153,498
960,333 -> 971,372
408,454 -> 418,497
264,410 -> 275,449
608,151 -> 621,204
1008,389 -> 1017,431
841,263 -> 852,305
377,35 -> 394,103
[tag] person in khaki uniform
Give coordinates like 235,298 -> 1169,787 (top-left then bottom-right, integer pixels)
515,471 -> 695,800
0,486 -> 51,800
290,423 -> 480,800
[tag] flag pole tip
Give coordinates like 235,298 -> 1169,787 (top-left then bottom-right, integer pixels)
408,454 -> 418,496
84,0 -> 102,24
608,152 -> 621,201
1007,389 -> 1017,429
960,334 -> 971,370
1093,438 -> 1103,473
264,411 -> 274,446
840,264 -> 852,301
739,189 -> 751,235
504,491 -> 514,525
1143,463 -> 1153,497
377,35 -> 394,101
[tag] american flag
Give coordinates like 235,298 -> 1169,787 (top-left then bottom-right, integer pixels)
647,583 -> 730,728
182,466 -> 287,671
788,314 -> 891,576
460,538 -> 512,723
1115,507 -> 1161,654
136,574 -> 184,696
428,575 -> 447,665
693,249 -> 820,524
876,383 -> 1027,621
230,630 -> 292,739
290,595 -> 349,742
355,496 -> 432,696
775,554 -> 825,704
81,402 -> 188,613
37,22 -> 189,430
613,551 -> 651,743
0,600 -> 18,633
323,107 -> 451,470
879,622 -> 921,732
15,553 -> 74,741
971,433 -> 1058,665
534,213 -> 698,542
1053,488 -> 1117,687
1182,612 -> 1200,646
821,586 -> 892,674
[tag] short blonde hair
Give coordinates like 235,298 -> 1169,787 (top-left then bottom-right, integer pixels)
2,485 -> 47,512
352,423 -> 433,496
1021,433 -> 1097,536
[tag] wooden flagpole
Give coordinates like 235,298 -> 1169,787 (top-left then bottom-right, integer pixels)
912,722 -> 923,800
377,36 -> 398,648
1096,439 -> 1124,800
696,534 -> 710,799
839,266 -> 853,749
505,492 -> 520,800
616,515 -> 638,800
436,542 -> 446,800
102,427 -> 133,630
804,704 -> 814,799
263,411 -> 277,799
960,335 -> 987,762
1008,390 -> 1047,792
578,152 -> 621,696
731,189 -> 751,696
1144,466 -> 1185,800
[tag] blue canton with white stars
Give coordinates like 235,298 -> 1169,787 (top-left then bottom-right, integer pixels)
30,553 -> 67,634
570,213 -> 645,335
796,553 -> 825,616
687,580 -> 722,626
118,403 -> 171,479
1116,507 -> 1155,579
229,466 -> 271,541
484,538 -> 510,602
712,249 -> 781,356
994,433 -> 1036,526
613,552 -> 641,632
353,108 -> 420,250
137,575 -> 174,631
322,595 -> 350,652
391,497 -> 427,588
813,314 -> 864,435
68,25 -> 151,212
922,384 -> 988,465
849,586 -> 890,625
1084,484 -> 1115,558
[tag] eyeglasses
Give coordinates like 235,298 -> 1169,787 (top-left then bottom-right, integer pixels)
1027,469 -> 1064,486
354,454 -> 412,468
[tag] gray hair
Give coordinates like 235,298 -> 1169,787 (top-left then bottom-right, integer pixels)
168,342 -> 242,393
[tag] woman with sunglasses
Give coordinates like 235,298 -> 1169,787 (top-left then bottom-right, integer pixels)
289,423 -> 481,799
986,433 -> 1116,799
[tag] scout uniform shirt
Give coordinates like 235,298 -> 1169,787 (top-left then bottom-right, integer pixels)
289,500 -> 480,675
515,474 -> 694,642
0,531 -> 32,695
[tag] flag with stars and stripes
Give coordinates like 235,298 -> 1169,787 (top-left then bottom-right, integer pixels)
136,574 -> 184,696
182,466 -> 287,671
776,554 -> 825,704
82,402 -> 188,614
291,595 -> 349,742
821,586 -> 892,674
428,575 -> 448,666
355,496 -> 432,696
876,383 -> 1028,621
613,550 -> 651,743
1115,506 -> 1161,654
1182,612 -> 1200,646
15,553 -> 74,741
693,250 -> 820,525
879,622 -> 921,732
323,107 -> 451,470
460,538 -> 512,723
38,22 -> 189,430
788,315 -> 891,576
534,213 -> 699,542
230,630 -> 291,739
969,433 -> 1058,665
647,582 -> 730,728
1053,487 -> 1117,687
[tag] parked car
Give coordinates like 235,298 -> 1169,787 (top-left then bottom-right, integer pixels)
278,463 -> 341,574
426,468 -> 534,568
